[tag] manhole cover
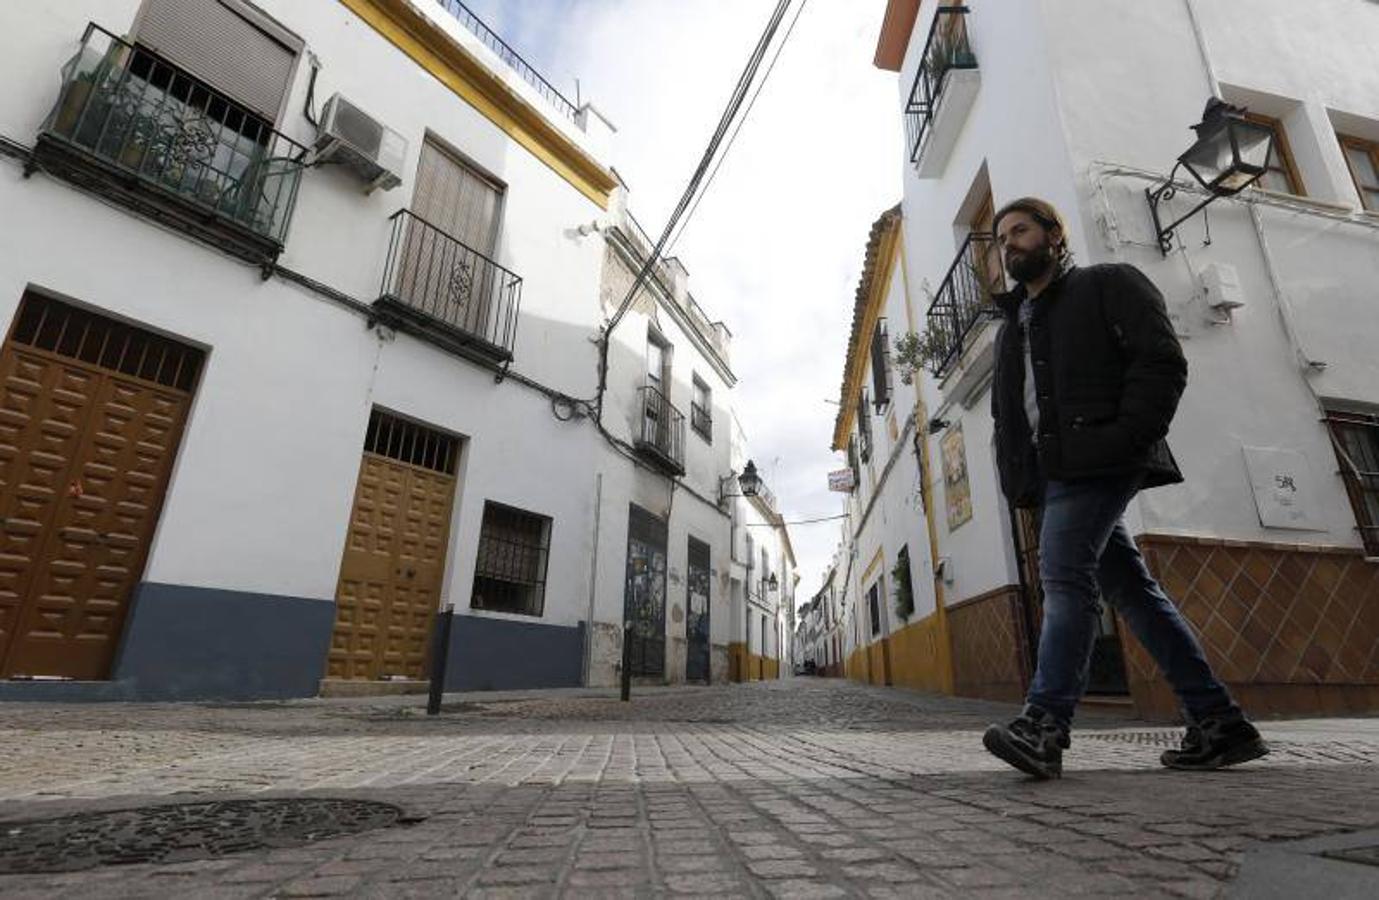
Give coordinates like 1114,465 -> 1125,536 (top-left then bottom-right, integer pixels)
0,798 -> 404,874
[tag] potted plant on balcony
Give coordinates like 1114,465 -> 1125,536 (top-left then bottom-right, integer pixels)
893,328 -> 952,382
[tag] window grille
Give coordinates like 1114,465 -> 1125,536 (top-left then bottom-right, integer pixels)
11,292 -> 202,392
1323,409 -> 1379,556
471,501 -> 552,616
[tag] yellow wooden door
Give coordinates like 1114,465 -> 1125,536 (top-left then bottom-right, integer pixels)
328,411 -> 458,681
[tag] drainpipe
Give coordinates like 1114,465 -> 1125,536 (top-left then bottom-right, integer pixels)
583,472 -> 603,686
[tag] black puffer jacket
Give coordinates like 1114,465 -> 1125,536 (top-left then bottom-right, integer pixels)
991,263 -> 1185,507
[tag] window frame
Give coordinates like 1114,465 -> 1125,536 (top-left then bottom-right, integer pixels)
1244,112 -> 1305,197
690,374 -> 713,443
469,500 -> 554,617
1323,409 -> 1379,557
1338,133 -> 1379,212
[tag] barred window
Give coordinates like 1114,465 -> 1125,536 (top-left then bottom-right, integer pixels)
1324,409 -> 1379,556
471,501 -> 552,616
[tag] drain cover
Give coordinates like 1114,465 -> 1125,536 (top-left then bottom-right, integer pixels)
0,798 -> 402,874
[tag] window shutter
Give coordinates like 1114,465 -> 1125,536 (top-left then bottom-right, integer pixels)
136,0 -> 300,121
858,388 -> 873,462
871,319 -> 891,410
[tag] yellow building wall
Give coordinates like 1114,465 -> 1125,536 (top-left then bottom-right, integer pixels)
728,642 -> 746,682
886,610 -> 951,693
728,644 -> 780,681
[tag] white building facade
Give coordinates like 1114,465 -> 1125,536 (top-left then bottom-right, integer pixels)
858,0 -> 1379,717
0,0 -> 752,700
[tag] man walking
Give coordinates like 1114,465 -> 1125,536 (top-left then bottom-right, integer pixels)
981,197 -> 1268,779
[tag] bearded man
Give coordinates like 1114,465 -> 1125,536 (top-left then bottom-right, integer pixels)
981,197 -> 1268,779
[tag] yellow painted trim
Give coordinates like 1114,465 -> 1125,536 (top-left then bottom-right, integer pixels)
339,0 -> 616,209
833,217 -> 902,450
899,222 -> 954,694
860,546 -> 886,586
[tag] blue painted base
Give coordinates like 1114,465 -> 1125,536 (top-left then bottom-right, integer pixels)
444,614 -> 585,692
105,582 -> 335,701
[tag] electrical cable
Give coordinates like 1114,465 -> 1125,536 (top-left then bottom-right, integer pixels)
604,0 -> 791,336
744,513 -> 848,526
594,0 -> 793,421
664,0 -> 809,256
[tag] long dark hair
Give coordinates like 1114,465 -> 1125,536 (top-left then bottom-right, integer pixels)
992,197 -> 1073,269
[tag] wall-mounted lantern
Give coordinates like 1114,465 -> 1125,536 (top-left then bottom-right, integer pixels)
1146,99 -> 1275,255
719,459 -> 762,505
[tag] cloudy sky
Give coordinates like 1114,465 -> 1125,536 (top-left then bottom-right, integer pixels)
464,0 -> 902,604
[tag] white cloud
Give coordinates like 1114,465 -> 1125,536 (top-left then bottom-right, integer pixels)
465,0 -> 902,600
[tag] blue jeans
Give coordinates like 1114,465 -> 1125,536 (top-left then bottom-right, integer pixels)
1026,474 -> 1237,728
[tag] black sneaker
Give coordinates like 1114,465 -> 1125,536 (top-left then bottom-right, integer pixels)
983,706 -> 1069,780
1161,712 -> 1270,770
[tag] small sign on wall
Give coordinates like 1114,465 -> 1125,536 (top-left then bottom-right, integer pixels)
941,423 -> 973,531
1242,446 -> 1324,531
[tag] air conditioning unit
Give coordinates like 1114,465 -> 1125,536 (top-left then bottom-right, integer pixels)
313,94 -> 407,192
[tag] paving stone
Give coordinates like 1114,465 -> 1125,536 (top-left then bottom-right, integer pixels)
1,680 -> 1376,900
277,875 -> 363,897
765,879 -> 850,899
746,859 -> 820,879
664,872 -> 750,893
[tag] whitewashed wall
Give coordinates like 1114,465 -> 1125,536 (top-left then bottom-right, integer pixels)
1040,0 -> 1379,549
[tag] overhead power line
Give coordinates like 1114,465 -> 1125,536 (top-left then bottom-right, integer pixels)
744,513 -> 848,527
665,0 -> 810,255
594,0 -> 794,428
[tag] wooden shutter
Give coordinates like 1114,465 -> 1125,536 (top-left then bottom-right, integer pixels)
135,0 -> 300,121
413,139 -> 503,256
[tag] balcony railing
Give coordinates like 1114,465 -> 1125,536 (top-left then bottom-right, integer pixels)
905,7 -> 977,164
376,209 -> 522,362
924,232 -> 1003,376
35,23 -> 304,259
636,384 -> 686,475
436,0 -> 579,123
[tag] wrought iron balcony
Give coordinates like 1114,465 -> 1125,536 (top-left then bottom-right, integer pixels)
436,0 -> 578,123
32,23 -> 305,263
923,232 -> 1003,376
375,209 -> 522,364
905,7 -> 979,175
635,384 -> 686,476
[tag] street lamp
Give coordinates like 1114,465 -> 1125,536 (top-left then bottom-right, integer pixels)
719,459 -> 762,505
767,572 -> 779,592
1145,99 -> 1275,255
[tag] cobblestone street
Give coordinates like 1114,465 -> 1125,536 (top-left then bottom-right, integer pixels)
2,679 -> 1378,898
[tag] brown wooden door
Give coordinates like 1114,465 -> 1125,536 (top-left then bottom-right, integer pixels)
0,294 -> 200,679
328,411 -> 458,681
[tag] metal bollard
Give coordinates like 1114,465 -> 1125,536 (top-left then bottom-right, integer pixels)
427,604 -> 455,716
620,620 -> 632,702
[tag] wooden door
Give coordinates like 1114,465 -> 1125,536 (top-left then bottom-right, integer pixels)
327,410 -> 458,681
0,293 -> 201,679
